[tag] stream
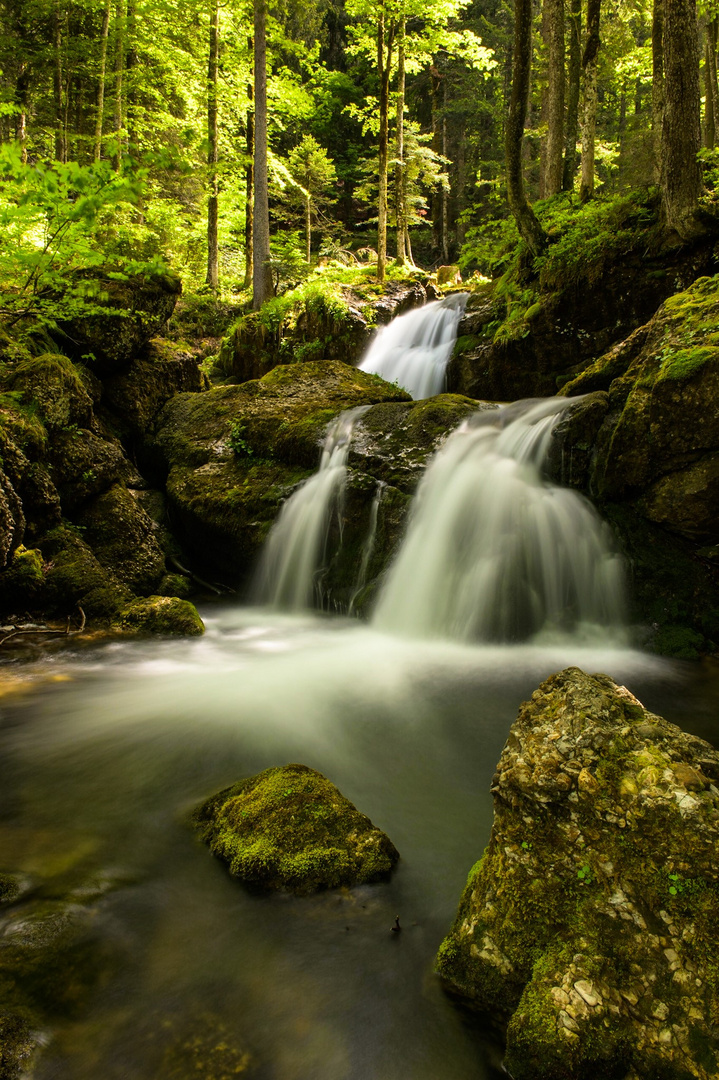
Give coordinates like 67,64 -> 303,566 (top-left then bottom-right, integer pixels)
2,607 -> 717,1079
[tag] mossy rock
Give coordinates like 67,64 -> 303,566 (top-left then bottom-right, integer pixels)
0,874 -> 20,905
48,428 -> 129,513
76,483 -> 166,595
0,546 -> 44,611
0,1012 -> 35,1080
437,667 -> 719,1079
103,338 -> 207,438
8,353 -> 94,431
116,595 -> 204,636
194,764 -> 399,894
40,525 -> 132,620
154,1013 -> 253,1080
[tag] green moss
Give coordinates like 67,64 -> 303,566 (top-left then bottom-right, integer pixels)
0,546 -> 45,611
40,526 -> 132,620
0,1011 -> 35,1080
116,596 -> 204,636
193,763 -> 399,894
652,624 -> 705,660
0,874 -> 20,905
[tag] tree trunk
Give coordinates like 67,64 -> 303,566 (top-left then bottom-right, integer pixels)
395,19 -> 406,265
377,7 -> 395,284
113,0 -> 126,170
206,0 -> 220,290
562,0 -> 582,190
661,0 -> 702,237
252,0 -> 273,309
579,0 -> 601,202
126,1 -> 138,151
456,121 -> 467,249
652,0 -> 664,183
704,19 -> 718,148
544,0 -> 565,195
710,19 -> 719,143
441,76 -> 449,262
15,63 -> 29,163
243,43 -> 254,291
94,0 -> 112,161
53,0 -> 66,161
505,0 -> 545,254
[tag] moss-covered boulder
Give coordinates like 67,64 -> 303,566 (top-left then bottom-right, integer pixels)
194,763 -> 399,894
8,353 -> 94,431
115,595 -> 204,636
437,667 -> 719,1080
76,483 -> 166,595
0,1012 -> 35,1080
53,270 -> 182,374
39,525 -> 132,620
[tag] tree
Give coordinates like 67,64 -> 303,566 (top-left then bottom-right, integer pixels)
543,0 -> 565,196
505,0 -> 545,253
562,0 -> 582,190
288,135 -> 336,263
206,0 -> 220,289
660,0 -> 702,236
252,0 -> 272,308
579,0 -> 601,201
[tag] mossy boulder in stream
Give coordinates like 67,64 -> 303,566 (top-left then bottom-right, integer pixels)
194,764 -> 399,894
115,595 -> 204,636
437,667 -> 719,1079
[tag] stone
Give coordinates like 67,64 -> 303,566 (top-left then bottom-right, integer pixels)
193,763 -> 399,894
436,667 -> 719,1080
76,484 -> 166,595
115,595 -> 204,636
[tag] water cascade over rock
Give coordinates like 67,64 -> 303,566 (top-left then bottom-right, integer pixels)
358,293 -> 469,399
373,397 -> 627,643
253,406 -> 369,610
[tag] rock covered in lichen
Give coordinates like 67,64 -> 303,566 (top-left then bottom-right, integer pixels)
194,764 -> 399,894
437,667 -> 719,1080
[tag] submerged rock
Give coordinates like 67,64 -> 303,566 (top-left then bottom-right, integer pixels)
194,763 -> 399,894
437,667 -> 719,1079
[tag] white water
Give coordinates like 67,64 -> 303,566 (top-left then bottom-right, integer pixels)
358,293 -> 469,399
373,397 -> 627,644
253,406 -> 369,610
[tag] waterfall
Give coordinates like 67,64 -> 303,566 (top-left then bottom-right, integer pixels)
253,406 -> 369,610
373,397 -> 627,644
349,480 -> 386,614
357,293 -> 469,399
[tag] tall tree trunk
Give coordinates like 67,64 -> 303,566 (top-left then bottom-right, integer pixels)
505,0 -> 545,254
53,0 -> 66,161
94,0 -> 112,161
305,193 -> 312,263
661,0 -> 702,237
703,19 -> 718,148
579,0 -> 601,202
243,43 -> 254,291
377,6 -> 395,284
206,0 -> 220,290
456,122 -> 467,249
15,63 -> 29,163
395,19 -> 406,265
252,0 -> 272,309
126,1 -> 138,151
544,0 -> 565,195
652,0 -> 664,183
113,0 -> 126,170
562,0 -> 582,190
441,76 -> 449,262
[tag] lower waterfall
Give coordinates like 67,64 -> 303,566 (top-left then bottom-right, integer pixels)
372,397 -> 627,643
253,406 -> 369,610
357,292 -> 468,399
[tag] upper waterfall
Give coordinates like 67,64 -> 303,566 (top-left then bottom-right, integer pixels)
372,397 -> 627,644
357,293 -> 469,399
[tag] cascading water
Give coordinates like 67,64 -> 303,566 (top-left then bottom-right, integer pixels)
373,397 -> 627,644
253,405 -> 369,610
357,293 -> 469,399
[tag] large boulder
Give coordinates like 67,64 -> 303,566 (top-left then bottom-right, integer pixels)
437,667 -> 719,1080
552,275 -> 719,654
193,763 -> 399,894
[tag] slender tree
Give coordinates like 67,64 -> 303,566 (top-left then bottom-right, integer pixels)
252,0 -> 273,309
377,3 -> 396,283
562,0 -> 582,190
206,0 -> 220,290
395,15 -> 407,264
243,36 -> 254,290
94,0 -> 112,161
543,0 -> 565,195
579,0 -> 601,201
505,0 -> 545,253
660,0 -> 702,237
113,0 -> 127,170
652,0 -> 664,182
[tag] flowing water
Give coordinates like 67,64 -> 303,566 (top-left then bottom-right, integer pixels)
374,397 -> 626,644
357,294 -> 469,399
2,611 -> 712,1080
253,407 -> 370,610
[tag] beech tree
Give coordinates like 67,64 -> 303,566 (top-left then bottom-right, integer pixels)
660,0 -> 702,237
505,0 -> 545,253
579,0 -> 601,202
252,0 -> 272,308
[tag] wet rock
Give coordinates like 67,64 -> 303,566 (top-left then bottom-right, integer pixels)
194,763 -> 399,894
437,667 -> 719,1080
103,336 -> 207,439
76,484 -> 166,595
39,525 -> 132,621
115,595 -> 204,636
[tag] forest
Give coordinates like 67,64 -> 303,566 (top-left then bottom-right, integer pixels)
2,0 -> 719,1079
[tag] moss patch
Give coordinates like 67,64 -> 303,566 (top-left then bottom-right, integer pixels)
116,596 -> 204,636
193,763 -> 399,894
